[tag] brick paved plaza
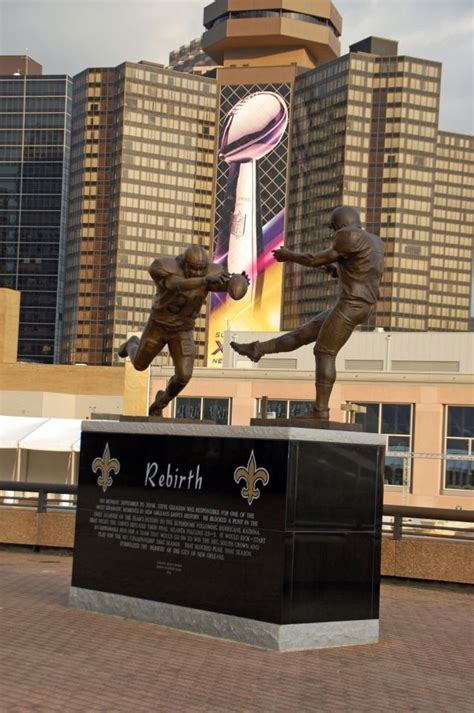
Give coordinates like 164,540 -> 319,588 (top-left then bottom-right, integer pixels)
0,549 -> 472,713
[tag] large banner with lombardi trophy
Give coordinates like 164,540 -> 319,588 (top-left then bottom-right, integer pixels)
207,83 -> 292,366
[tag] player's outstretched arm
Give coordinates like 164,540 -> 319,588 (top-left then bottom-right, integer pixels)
273,245 -> 341,268
162,273 -> 229,292
306,247 -> 341,268
205,271 -> 232,291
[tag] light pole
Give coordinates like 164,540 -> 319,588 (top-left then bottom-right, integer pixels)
384,333 -> 392,371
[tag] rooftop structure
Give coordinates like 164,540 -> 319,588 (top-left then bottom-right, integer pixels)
202,0 -> 342,71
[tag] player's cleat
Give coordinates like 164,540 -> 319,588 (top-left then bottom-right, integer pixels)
117,335 -> 139,359
230,340 -> 263,363
148,390 -> 165,417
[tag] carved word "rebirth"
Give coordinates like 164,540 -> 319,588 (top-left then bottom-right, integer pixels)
144,463 -> 203,490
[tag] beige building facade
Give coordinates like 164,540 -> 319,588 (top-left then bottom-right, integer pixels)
0,362 -> 124,419
0,289 -> 20,364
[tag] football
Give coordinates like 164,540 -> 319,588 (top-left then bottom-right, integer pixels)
227,273 -> 249,301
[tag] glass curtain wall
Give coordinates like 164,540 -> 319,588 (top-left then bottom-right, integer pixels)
0,74 -> 72,362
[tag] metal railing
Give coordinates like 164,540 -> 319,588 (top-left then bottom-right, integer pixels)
383,504 -> 474,541
1,481 -> 473,541
0,481 -> 77,512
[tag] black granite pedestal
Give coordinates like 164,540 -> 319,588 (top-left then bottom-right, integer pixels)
70,422 -> 384,650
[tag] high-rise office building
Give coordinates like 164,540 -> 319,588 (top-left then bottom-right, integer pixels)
202,0 -> 343,364
168,38 -> 217,76
61,2 -> 473,372
62,61 -> 217,366
284,37 -> 473,332
201,3 -> 473,348
0,56 -> 72,363
431,132 -> 473,331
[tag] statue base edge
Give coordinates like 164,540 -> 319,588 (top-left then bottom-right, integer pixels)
70,587 -> 379,652
91,414 -> 216,424
250,418 -> 362,431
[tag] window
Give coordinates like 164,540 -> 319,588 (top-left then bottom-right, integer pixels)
444,406 -> 473,490
175,397 -> 230,425
355,403 -> 413,486
257,399 -> 314,418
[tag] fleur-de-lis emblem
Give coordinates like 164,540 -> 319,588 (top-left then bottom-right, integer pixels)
234,450 -> 270,505
92,443 -> 120,493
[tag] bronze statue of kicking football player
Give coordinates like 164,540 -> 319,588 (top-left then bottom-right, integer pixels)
231,206 -> 384,421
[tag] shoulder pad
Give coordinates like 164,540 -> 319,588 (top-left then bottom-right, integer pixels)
335,227 -> 356,240
333,228 -> 359,254
149,256 -> 180,279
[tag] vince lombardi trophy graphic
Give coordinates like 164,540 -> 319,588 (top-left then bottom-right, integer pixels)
218,92 -> 288,307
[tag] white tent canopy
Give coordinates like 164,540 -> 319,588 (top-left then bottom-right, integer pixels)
0,415 -> 83,452
0,416 -> 49,449
18,418 -> 83,452
0,416 -> 83,485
